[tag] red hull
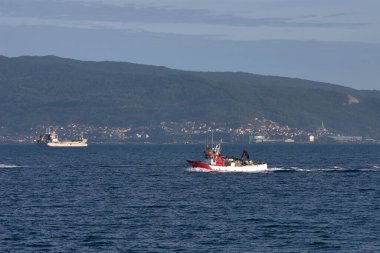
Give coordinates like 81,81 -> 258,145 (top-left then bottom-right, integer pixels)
186,160 -> 212,170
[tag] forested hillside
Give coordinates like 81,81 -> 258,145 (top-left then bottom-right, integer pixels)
1,55 -> 380,137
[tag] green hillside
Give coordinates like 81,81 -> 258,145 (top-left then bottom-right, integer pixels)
1,55 -> 380,137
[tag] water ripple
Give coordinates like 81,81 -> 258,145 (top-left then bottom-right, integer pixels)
0,144 -> 379,252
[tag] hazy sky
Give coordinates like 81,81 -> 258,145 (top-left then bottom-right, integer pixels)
1,0 -> 380,90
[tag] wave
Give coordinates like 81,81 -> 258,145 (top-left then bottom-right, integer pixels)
0,164 -> 26,169
268,166 -> 380,173
102,163 -> 185,168
268,167 -> 311,172
101,164 -> 146,168
187,167 -> 213,173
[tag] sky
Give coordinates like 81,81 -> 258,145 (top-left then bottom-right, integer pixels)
1,0 -> 380,90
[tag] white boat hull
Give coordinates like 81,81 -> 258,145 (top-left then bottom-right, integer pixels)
208,164 -> 267,172
46,142 -> 88,147
187,160 -> 267,173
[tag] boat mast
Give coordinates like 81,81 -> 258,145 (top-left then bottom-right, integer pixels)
211,130 -> 214,148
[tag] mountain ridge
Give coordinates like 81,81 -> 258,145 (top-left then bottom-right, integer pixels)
1,55 -> 380,137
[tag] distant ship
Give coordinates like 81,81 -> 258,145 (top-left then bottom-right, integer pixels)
37,130 -> 88,147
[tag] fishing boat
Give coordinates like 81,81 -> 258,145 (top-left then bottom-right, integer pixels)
187,142 -> 267,173
37,130 -> 88,147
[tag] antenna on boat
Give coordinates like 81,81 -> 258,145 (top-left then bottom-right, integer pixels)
211,130 -> 214,148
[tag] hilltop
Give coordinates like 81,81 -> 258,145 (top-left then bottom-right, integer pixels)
1,55 -> 380,138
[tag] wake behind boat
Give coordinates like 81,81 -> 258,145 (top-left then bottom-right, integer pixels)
37,130 -> 88,147
187,142 -> 267,173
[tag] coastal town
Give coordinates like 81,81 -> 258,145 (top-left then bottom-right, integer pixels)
0,118 -> 376,144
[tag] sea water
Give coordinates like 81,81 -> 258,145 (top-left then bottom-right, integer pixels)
0,144 -> 379,252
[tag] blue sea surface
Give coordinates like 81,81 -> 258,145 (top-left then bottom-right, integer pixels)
0,144 -> 379,252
